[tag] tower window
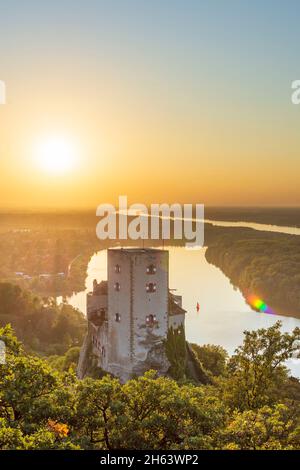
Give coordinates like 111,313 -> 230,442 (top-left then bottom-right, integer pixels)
114,282 -> 121,291
115,313 -> 121,322
146,314 -> 157,327
115,264 -> 121,273
146,282 -> 156,293
146,264 -> 156,275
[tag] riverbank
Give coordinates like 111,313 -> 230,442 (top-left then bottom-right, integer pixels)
206,207 -> 300,229
2,210 -> 300,321
205,224 -> 300,319
62,244 -> 300,377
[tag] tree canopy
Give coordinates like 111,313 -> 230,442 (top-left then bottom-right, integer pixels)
0,322 -> 300,450
0,283 -> 86,355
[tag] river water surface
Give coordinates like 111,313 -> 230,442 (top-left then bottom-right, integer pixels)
61,219 -> 300,376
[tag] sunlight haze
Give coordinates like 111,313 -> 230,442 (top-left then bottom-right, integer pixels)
0,0 -> 300,208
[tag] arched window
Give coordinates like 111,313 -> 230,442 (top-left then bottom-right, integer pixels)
115,313 -> 121,322
146,264 -> 156,275
114,282 -> 121,291
115,264 -> 121,273
146,282 -> 156,293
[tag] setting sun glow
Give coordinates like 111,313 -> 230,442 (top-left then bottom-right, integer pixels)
34,135 -> 79,174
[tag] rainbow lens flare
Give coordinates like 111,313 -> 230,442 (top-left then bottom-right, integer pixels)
248,295 -> 274,314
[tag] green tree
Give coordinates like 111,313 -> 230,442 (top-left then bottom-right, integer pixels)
74,375 -> 122,449
191,344 -> 228,377
0,283 -> 86,355
0,325 -> 75,430
222,404 -> 300,450
223,321 -> 300,410
1,323 -> 300,450
165,327 -> 186,380
118,371 -> 225,450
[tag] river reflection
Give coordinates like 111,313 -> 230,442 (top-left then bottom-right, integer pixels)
62,246 -> 300,377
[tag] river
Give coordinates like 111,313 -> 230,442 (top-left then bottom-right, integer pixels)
61,217 -> 300,376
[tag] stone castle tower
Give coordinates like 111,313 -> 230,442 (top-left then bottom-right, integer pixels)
77,248 -> 186,382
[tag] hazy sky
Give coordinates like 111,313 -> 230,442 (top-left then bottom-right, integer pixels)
0,0 -> 300,208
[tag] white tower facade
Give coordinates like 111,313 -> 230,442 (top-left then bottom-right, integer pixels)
107,248 -> 169,379
79,247 -> 186,382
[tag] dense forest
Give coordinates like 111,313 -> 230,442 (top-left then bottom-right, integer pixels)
0,283 -> 86,355
1,322 -> 300,450
0,229 -> 101,296
1,207 -> 299,230
205,225 -> 300,318
1,213 -> 300,451
1,212 -> 300,320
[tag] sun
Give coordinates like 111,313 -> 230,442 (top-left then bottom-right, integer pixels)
34,135 -> 79,174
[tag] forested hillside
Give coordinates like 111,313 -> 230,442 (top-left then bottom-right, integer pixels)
0,283 -> 86,355
205,225 -> 300,318
1,322 -> 300,450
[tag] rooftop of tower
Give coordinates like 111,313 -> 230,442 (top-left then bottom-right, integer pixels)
108,247 -> 167,254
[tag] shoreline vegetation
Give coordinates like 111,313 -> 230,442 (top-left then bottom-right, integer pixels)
0,228 -> 101,297
0,283 -> 86,356
0,211 -> 300,449
205,224 -> 300,319
1,206 -> 300,229
1,211 -> 300,319
206,207 -> 300,229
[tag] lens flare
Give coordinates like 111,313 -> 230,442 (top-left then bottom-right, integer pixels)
248,295 -> 274,314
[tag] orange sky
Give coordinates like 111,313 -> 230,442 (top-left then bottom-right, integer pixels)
1,2 -> 300,209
